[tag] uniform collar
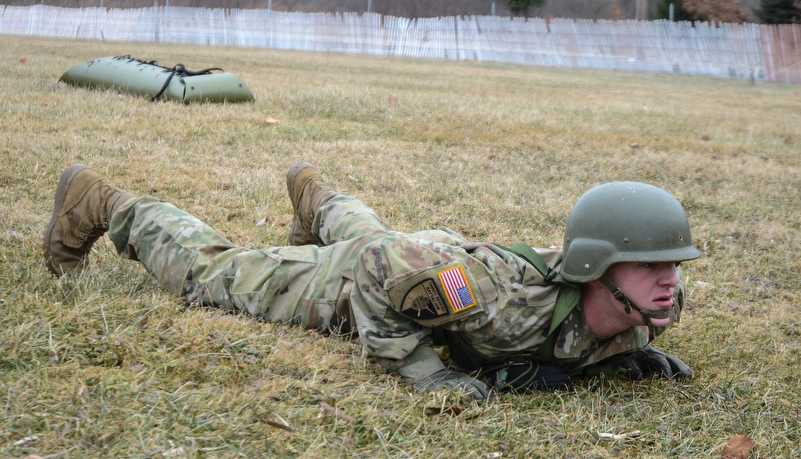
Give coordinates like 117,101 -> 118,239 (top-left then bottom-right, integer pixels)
553,303 -> 651,361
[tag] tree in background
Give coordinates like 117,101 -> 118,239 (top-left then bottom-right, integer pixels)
609,0 -> 625,19
504,0 -> 546,16
654,0 -> 696,21
754,0 -> 801,22
683,0 -> 750,22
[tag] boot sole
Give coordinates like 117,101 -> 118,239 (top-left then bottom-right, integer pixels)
43,164 -> 90,274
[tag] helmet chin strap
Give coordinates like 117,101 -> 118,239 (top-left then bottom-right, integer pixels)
598,276 -> 677,327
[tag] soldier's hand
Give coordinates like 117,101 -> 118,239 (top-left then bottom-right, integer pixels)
411,368 -> 496,403
618,345 -> 693,380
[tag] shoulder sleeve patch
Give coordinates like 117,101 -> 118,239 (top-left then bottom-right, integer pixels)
399,279 -> 449,320
386,262 -> 486,326
438,265 -> 477,313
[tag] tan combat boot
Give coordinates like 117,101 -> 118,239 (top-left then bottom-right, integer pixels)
42,164 -> 136,276
286,162 -> 336,246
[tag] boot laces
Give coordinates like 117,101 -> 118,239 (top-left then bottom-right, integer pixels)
76,221 -> 109,246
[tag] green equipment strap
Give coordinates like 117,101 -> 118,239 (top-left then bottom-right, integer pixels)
433,243 -> 582,372
507,242 -> 555,282
504,242 -> 581,337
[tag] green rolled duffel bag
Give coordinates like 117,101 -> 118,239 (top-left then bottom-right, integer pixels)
59,55 -> 255,103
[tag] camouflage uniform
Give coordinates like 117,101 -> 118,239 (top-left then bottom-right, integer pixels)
108,192 -> 681,378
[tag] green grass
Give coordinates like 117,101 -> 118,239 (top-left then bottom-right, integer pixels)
1,35 -> 800,458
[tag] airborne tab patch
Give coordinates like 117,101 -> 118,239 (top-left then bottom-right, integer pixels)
438,266 -> 477,313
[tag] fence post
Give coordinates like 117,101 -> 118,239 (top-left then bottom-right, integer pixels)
154,3 -> 160,43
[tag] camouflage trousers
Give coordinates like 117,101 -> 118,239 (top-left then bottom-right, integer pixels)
107,193 -> 470,377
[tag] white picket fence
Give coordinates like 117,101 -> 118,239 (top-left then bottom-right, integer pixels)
0,5 -> 775,80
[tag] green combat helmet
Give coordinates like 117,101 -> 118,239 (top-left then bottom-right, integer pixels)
560,182 -> 701,325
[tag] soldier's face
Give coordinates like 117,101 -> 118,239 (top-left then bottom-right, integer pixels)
604,261 -> 680,328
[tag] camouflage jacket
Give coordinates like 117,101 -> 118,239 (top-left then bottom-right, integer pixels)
352,235 -> 680,377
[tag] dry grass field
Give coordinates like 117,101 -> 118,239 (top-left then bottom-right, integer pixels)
1,35 -> 799,458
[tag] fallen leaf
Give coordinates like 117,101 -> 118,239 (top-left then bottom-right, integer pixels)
721,434 -> 753,459
701,135 -> 710,141
265,420 -> 295,433
255,216 -> 269,227
629,143 -> 639,149
424,406 -> 481,420
598,430 -> 642,441
425,406 -> 464,416
19,57 -> 28,64
14,436 -> 38,447
264,116 -> 279,124
320,402 -> 355,423
387,94 -> 398,103
162,446 -> 185,457
96,431 -> 114,442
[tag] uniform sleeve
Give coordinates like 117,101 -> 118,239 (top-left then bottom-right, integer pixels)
348,234 -> 492,377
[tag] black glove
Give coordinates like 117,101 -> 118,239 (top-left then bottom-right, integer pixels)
617,345 -> 693,380
411,368 -> 497,403
492,361 -> 574,393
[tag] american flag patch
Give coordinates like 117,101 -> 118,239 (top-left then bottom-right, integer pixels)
438,266 -> 477,313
